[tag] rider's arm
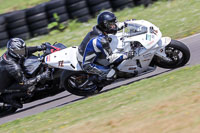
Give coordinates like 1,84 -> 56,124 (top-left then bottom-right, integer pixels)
107,53 -> 124,64
7,61 -> 48,87
27,45 -> 46,55
81,38 -> 110,78
96,38 -> 124,64
116,20 -> 135,30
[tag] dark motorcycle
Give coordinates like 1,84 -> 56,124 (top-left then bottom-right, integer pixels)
0,43 -> 66,117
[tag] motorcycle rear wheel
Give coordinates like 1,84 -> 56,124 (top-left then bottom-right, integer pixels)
154,39 -> 190,69
62,71 -> 103,96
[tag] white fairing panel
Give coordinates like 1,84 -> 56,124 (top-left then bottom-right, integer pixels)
44,46 -> 82,71
130,20 -> 162,49
109,20 -> 165,74
159,37 -> 171,47
110,20 -> 162,52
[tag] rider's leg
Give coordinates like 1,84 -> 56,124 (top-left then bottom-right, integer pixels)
1,83 -> 32,108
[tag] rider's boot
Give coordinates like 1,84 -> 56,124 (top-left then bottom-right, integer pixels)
2,92 -> 26,108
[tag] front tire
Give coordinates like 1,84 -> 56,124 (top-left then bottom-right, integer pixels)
61,71 -> 103,96
154,39 -> 190,69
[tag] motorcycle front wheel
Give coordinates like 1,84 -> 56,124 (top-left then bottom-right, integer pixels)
154,39 -> 190,69
62,71 -> 103,96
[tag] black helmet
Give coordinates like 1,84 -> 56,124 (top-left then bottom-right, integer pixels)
7,38 -> 27,59
97,11 -> 118,34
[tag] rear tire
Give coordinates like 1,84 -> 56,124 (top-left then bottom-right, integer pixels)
154,40 -> 190,69
61,71 -> 103,96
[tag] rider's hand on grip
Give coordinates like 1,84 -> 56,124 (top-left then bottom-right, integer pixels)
41,42 -> 52,49
117,22 -> 127,30
37,43 -> 48,50
124,19 -> 136,27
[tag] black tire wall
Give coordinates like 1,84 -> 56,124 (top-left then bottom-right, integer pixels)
26,3 -> 48,37
110,0 -> 134,11
66,0 -> 91,22
46,0 -> 69,23
0,16 -> 9,48
5,10 -> 31,41
0,0 -> 158,48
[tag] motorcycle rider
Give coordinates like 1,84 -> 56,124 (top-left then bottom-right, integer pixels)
77,11 -> 134,80
0,38 -> 50,108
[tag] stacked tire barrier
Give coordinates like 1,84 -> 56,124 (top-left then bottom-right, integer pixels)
0,16 -> 9,48
87,0 -> 111,16
110,0 -> 134,11
26,3 -> 49,37
66,0 -> 91,22
0,0 -> 157,48
133,0 -> 153,7
5,10 -> 30,41
46,0 -> 69,23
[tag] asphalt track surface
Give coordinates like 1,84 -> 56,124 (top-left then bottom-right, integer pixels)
0,33 -> 200,125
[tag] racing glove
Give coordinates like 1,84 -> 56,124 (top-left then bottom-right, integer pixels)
37,43 -> 47,50
118,19 -> 136,30
117,22 -> 127,30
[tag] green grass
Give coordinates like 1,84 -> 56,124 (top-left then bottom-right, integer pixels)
0,0 -> 49,14
0,65 -> 200,133
0,0 -> 200,55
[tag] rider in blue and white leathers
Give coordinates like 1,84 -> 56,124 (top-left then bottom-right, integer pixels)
78,34 -> 124,79
77,11 -> 133,79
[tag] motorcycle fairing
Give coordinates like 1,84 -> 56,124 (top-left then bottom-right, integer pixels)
45,46 -> 82,71
110,20 -> 171,74
116,37 -> 171,74
116,48 -> 156,74
154,37 -> 172,60
45,43 -> 67,55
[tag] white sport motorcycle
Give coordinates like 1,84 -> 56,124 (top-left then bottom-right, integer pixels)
45,20 -> 190,96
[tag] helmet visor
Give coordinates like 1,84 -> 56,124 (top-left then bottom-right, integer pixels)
105,21 -> 118,34
13,47 -> 26,57
107,20 -> 117,29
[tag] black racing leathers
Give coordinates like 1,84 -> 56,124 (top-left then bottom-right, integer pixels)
0,46 -> 44,93
78,26 -> 103,56
78,24 -> 124,58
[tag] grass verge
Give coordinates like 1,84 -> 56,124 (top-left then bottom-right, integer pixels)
0,0 -> 49,14
0,65 -> 200,133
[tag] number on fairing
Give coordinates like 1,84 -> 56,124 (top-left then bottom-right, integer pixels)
58,60 -> 64,67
